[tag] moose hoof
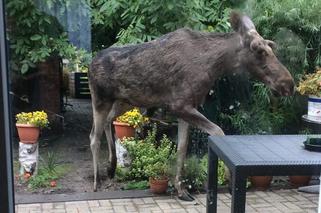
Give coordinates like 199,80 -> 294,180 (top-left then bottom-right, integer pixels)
178,191 -> 195,201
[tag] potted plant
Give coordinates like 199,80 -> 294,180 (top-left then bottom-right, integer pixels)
122,125 -> 175,194
297,68 -> 321,119
288,176 -> 311,188
249,176 -> 273,190
146,162 -> 170,194
16,111 -> 49,144
113,108 -> 148,140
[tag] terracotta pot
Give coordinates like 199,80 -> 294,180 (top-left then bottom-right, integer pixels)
113,121 -> 135,140
249,176 -> 273,190
149,177 -> 168,194
16,124 -> 40,144
289,176 -> 311,188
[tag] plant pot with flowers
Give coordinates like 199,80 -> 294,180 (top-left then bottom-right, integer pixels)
16,111 -> 49,144
113,108 -> 149,140
297,68 -> 321,121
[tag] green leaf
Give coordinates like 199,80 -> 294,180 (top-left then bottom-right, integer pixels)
21,64 -> 28,74
30,35 -> 42,41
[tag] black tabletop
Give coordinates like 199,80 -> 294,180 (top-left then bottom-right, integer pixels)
209,135 -> 321,166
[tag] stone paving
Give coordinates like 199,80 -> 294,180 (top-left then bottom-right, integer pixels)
16,189 -> 319,213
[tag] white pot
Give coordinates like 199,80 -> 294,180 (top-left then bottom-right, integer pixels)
308,96 -> 321,117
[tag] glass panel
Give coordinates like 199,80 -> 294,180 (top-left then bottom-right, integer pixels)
3,0 -> 321,212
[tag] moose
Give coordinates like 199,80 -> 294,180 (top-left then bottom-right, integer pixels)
88,11 -> 294,201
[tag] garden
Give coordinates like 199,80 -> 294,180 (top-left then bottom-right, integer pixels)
7,0 -> 321,202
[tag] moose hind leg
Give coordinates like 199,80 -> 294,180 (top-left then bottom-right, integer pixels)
104,101 -> 132,178
175,119 -> 195,201
90,105 -> 110,191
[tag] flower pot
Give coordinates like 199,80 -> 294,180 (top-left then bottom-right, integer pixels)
307,96 -> 321,121
149,177 -> 168,194
113,121 -> 135,140
249,176 -> 273,190
289,176 -> 311,188
16,124 -> 40,144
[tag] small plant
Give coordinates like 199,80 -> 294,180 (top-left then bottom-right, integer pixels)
116,108 -> 149,128
182,154 -> 226,191
16,111 -> 49,128
122,125 -> 175,180
123,180 -> 149,190
27,152 -> 69,190
297,68 -> 321,97
42,152 -> 59,174
28,167 -> 58,189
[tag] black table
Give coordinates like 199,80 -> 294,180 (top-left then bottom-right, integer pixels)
207,135 -> 321,213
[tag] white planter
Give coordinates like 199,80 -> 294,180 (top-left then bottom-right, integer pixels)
308,96 -> 321,119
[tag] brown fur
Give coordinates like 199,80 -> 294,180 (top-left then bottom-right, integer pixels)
88,12 -> 294,200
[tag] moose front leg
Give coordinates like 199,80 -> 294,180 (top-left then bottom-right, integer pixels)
176,107 -> 225,136
173,106 -> 227,200
175,119 -> 195,201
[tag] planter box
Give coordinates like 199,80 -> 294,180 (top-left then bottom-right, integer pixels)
69,72 -> 91,99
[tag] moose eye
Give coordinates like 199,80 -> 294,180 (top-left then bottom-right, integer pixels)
256,48 -> 267,57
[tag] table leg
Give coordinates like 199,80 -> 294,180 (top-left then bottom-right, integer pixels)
207,147 -> 218,213
231,172 -> 247,213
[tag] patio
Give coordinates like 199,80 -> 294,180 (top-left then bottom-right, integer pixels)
15,189 -> 318,213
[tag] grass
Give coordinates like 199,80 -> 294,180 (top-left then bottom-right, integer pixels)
27,164 -> 70,190
123,180 -> 149,190
22,151 -> 71,190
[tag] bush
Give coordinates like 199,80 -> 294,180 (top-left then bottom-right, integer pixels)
122,125 -> 176,180
182,154 -> 226,191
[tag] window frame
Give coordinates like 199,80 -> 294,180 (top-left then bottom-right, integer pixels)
0,0 -> 15,212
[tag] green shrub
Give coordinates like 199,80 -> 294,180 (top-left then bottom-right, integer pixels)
27,152 -> 69,190
123,180 -> 149,190
122,125 -> 175,180
182,154 -> 226,191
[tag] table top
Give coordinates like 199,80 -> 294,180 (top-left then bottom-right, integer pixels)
209,135 -> 321,167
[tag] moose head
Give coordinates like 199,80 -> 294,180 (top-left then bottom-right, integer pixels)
230,12 -> 295,96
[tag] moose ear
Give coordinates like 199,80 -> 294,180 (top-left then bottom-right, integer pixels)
266,40 -> 277,50
230,11 -> 256,35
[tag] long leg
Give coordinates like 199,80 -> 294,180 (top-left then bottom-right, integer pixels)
172,106 -> 225,200
175,119 -> 195,201
173,106 -> 224,136
104,101 -> 132,178
90,104 -> 111,191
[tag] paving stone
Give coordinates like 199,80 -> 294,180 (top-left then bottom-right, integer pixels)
143,197 -> 156,204
15,189 -> 319,213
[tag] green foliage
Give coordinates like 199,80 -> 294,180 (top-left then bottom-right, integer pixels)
182,155 -> 226,191
6,0 -> 90,74
90,0 -> 235,48
115,166 -> 128,182
247,0 -> 321,72
28,152 -> 69,190
220,82 -> 304,134
122,125 -> 175,180
42,151 -> 59,174
123,180 -> 149,190
28,167 -> 58,189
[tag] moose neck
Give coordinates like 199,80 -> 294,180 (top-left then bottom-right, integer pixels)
203,32 -> 244,81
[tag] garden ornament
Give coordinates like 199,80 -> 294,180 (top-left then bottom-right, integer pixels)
88,11 -> 295,201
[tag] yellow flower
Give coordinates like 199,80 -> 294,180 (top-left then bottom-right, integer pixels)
116,108 -> 149,127
16,110 -> 49,128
